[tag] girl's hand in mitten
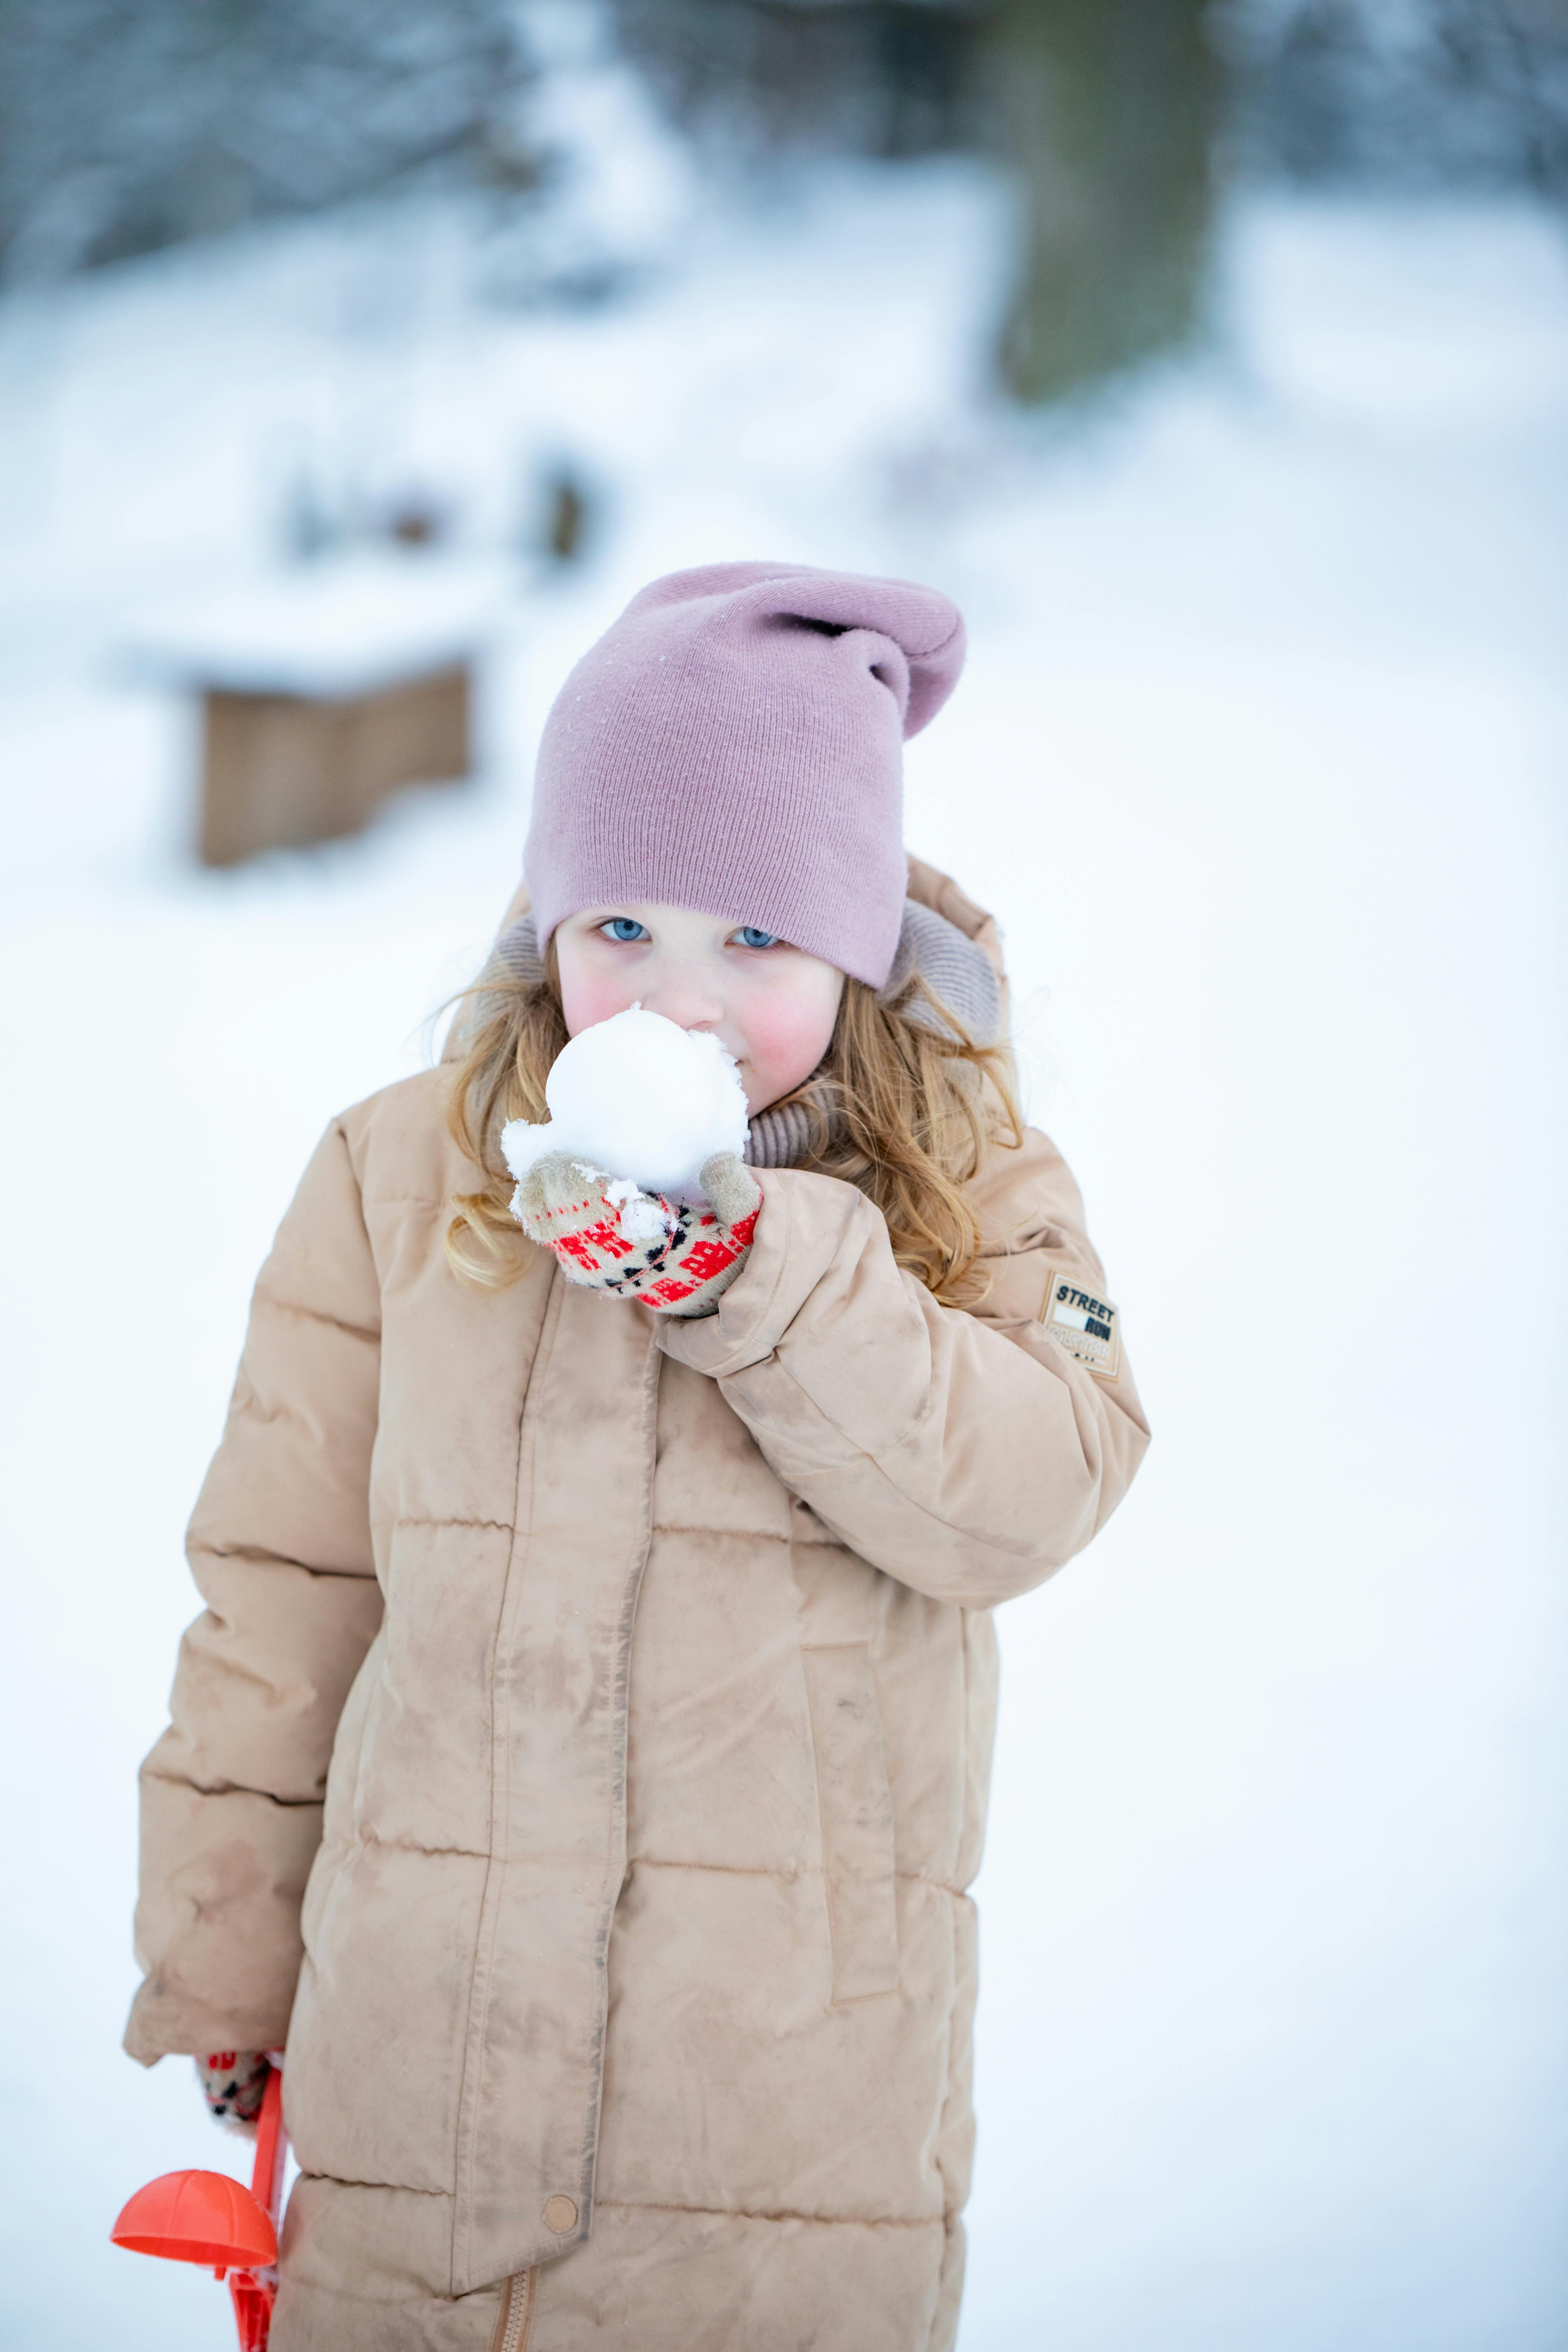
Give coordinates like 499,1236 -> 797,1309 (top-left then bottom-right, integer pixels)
511,1150 -> 761,1318
195,2049 -> 272,2136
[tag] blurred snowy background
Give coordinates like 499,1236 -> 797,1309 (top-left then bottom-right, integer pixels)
1,2 -> 1566,2346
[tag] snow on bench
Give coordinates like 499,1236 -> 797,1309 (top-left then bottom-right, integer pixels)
127,556 -> 507,865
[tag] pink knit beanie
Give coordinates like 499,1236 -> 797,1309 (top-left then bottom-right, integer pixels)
523,560 -> 966,989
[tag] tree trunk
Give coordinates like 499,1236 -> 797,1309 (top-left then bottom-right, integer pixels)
987,0 -> 1224,404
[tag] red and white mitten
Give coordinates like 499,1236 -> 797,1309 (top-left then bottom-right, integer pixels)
195,2050 -> 272,2136
511,1150 -> 761,1317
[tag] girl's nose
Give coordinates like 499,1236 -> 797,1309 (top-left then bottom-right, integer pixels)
640,961 -> 725,1034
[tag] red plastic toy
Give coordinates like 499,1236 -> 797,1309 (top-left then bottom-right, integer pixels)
112,2061 -> 288,2350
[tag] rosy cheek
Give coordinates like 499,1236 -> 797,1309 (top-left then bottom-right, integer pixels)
558,959 -> 638,1038
739,993 -> 837,1099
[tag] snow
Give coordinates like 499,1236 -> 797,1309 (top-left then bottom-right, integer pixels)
124,552 -> 508,696
603,1177 -> 677,1245
501,1003 -> 750,1200
0,162 -> 1565,2352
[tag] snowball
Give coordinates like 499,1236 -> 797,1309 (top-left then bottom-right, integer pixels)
604,1177 -> 677,1242
500,1004 -> 750,1200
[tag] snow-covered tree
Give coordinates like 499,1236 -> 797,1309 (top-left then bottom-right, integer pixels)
0,0 -> 538,283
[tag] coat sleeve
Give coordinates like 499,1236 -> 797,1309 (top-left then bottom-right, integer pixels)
124,1121 -> 385,2065
655,1130 -> 1149,1609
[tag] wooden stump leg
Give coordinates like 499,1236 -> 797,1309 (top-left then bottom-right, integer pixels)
198,662 -> 472,866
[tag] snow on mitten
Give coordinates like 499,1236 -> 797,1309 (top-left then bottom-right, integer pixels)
195,2049 -> 272,2136
511,1149 -> 761,1317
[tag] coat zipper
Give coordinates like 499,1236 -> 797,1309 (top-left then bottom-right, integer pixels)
491,2268 -> 536,2352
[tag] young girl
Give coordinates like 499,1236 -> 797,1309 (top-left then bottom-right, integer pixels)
126,561 -> 1149,2352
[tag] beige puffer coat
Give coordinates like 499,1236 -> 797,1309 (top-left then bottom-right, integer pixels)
126,864 -> 1148,2352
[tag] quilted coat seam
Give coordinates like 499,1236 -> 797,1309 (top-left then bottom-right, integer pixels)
297,2169 -> 448,2195
140,1767 -> 322,1808
377,1515 -> 515,1534
285,2179 -> 951,2225
190,1539 -> 374,1580
345,1829 -> 491,1859
626,1855 -> 968,1898
930,1875 -> 961,2219
592,2198 -> 945,2230
951,1606 -> 970,1890
650,1522 -> 788,1543
263,1297 -> 379,1344
226,1387 -> 319,1433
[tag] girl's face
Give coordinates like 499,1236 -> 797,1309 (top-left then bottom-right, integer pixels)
554,903 -> 845,1116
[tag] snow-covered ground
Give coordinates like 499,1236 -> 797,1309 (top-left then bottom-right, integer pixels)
1,157 -> 1565,2350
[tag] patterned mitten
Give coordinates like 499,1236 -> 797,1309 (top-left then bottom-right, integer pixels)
510,1150 -> 762,1317
195,2050 -> 272,2136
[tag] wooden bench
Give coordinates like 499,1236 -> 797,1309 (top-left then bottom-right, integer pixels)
128,557 -> 497,866
199,661 -> 471,865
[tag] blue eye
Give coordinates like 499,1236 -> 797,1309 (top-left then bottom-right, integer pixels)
734,926 -> 780,950
600,917 -> 649,943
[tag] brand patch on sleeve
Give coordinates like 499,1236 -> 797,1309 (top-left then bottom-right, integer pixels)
1042,1276 -> 1121,1380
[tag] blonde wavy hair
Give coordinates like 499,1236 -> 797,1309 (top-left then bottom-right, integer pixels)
445,941 -> 1022,1308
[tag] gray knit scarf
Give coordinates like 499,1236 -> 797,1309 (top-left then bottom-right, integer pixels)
491,901 -> 1000,1172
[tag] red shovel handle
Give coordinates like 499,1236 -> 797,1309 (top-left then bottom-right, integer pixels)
250,2064 -> 287,2227
231,2065 -> 287,2351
